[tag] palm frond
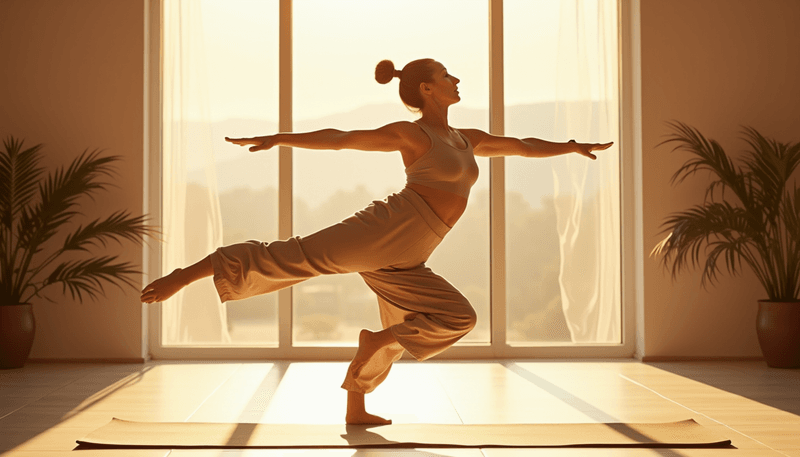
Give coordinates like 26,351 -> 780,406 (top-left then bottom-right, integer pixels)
701,237 -> 761,289
652,202 -> 761,283
61,211 -> 159,253
740,128 -> 793,224
742,127 -> 800,184
19,212 -> 160,291
782,186 -> 800,299
658,121 -> 748,205
11,149 -> 123,300
1,138 -> 158,305
1,137 -> 45,298
35,256 -> 140,303
787,142 -> 800,179
16,149 -> 119,254
0,136 -> 45,231
786,187 -> 800,242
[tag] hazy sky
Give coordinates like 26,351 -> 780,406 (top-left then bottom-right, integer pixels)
197,0 -> 566,122
168,0 -> 617,209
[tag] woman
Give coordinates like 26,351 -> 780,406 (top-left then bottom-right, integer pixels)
141,58 -> 612,425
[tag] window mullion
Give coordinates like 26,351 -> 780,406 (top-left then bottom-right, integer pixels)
278,0 -> 293,352
489,0 -> 506,353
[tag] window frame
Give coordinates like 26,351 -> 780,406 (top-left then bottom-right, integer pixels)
145,0 -> 640,360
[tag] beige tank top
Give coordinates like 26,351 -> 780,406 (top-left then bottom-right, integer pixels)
405,122 -> 479,198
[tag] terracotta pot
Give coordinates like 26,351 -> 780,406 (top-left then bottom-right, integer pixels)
0,303 -> 36,369
756,300 -> 800,368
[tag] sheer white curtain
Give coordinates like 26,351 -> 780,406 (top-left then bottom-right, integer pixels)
162,0 -> 230,344
552,0 -> 620,343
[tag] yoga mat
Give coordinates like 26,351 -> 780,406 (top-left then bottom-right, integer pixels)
77,418 -> 731,449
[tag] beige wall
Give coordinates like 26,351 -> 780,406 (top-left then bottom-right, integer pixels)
1,0 -> 798,360
0,0 -> 146,360
640,0 -> 800,359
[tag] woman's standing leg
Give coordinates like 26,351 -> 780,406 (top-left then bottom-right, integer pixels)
344,327 -> 404,425
341,265 -> 477,424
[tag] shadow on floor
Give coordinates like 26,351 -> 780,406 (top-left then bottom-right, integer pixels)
0,363 -> 152,452
647,361 -> 800,416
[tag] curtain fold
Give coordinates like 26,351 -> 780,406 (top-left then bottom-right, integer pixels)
552,0 -> 620,343
162,0 -> 230,345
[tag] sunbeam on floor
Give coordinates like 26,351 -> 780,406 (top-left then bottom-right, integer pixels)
0,360 -> 798,456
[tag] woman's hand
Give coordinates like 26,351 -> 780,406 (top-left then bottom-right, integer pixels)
572,140 -> 614,160
225,135 -> 277,152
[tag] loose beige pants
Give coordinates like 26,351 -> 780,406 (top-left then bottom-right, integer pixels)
209,187 -> 476,394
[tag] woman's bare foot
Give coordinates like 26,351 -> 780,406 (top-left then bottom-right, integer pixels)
140,268 -> 187,303
346,391 -> 391,425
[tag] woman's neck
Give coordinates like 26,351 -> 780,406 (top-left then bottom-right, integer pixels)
419,106 -> 450,131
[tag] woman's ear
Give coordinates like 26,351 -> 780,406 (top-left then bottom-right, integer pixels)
420,82 -> 431,95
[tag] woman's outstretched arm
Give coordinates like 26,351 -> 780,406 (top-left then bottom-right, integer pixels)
460,128 -> 613,160
140,255 -> 213,304
226,121 -> 419,153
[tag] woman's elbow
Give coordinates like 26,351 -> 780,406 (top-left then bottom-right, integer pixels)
327,129 -> 349,150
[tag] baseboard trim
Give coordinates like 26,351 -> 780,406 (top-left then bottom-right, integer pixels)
24,356 -> 765,364
27,358 -> 146,364
641,355 -> 764,363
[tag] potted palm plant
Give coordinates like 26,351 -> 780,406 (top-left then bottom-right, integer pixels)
651,121 -> 800,368
0,136 -> 157,368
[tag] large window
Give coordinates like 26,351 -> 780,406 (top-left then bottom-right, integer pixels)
291,0 -> 490,345
504,0 -> 620,345
156,0 -> 623,357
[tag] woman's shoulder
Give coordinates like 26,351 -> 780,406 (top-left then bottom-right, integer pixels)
381,120 -> 421,134
379,121 -> 428,144
375,121 -> 429,157
456,128 -> 490,146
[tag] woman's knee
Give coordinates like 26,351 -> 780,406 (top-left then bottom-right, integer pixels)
448,298 -> 477,334
463,303 -> 478,332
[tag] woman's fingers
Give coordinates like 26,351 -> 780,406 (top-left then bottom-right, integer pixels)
248,142 -> 273,152
140,281 -> 158,302
225,136 -> 258,146
578,141 -> 614,160
226,136 -> 274,152
576,144 -> 597,160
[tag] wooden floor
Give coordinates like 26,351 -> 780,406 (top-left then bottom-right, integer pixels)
1,360 -> 798,456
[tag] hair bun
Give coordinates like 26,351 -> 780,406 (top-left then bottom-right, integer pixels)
375,60 -> 396,84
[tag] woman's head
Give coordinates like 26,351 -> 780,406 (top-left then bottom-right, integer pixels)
375,59 -> 436,111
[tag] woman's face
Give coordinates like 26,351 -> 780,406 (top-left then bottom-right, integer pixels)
422,61 -> 461,108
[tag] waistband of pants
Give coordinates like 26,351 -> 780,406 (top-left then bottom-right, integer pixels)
397,186 -> 451,239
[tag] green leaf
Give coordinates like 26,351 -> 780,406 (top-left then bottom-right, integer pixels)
16,149 -> 118,255
61,211 -> 158,253
40,256 -> 140,302
0,136 -> 45,231
659,121 -> 750,209
653,201 -> 761,286
702,237 -> 752,288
